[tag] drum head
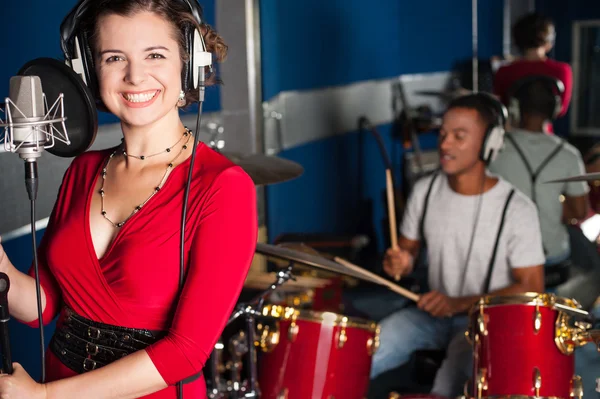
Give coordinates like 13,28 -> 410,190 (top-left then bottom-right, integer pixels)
261,305 -> 378,332
474,292 -> 581,310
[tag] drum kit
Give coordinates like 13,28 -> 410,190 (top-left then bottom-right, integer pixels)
211,154 -> 600,399
204,243 -> 600,399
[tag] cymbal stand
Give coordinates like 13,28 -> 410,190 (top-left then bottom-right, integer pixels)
226,263 -> 296,399
207,340 -> 227,399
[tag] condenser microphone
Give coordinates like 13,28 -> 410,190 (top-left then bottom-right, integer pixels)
0,273 -> 13,375
2,75 -> 69,162
8,76 -> 47,159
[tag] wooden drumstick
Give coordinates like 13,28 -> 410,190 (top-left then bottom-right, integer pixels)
385,169 -> 401,281
334,256 -> 420,302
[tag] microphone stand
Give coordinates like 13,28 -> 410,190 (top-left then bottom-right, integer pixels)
0,273 -> 13,375
23,155 -> 46,383
224,263 -> 296,399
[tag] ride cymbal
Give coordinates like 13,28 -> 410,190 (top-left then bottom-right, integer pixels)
220,152 -> 304,186
544,172 -> 600,183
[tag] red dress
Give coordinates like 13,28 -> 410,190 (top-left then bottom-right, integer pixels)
21,143 -> 258,398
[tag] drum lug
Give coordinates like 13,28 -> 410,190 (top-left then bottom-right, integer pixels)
336,326 -> 348,349
288,320 -> 299,342
534,304 -> 542,334
367,326 -> 381,356
476,368 -> 488,398
477,300 -> 488,336
571,375 -> 583,399
533,367 -> 542,397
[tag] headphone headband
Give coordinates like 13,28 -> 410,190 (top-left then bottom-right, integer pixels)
507,75 -> 564,121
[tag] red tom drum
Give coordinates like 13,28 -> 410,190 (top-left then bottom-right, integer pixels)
468,293 -> 585,399
257,305 -> 379,399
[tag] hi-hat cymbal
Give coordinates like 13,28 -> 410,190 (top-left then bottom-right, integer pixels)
255,243 -> 381,285
544,172 -> 600,183
220,152 -> 304,186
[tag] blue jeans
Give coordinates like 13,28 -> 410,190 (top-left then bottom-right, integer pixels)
574,303 -> 600,398
371,307 -> 471,396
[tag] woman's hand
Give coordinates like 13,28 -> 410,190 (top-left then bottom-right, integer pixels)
0,237 -> 7,272
0,363 -> 47,399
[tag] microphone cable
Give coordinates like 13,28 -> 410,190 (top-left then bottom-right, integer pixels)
358,116 -> 394,175
177,67 -> 207,399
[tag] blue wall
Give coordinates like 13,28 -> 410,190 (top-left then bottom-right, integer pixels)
261,0 -> 504,256
536,0 -> 600,135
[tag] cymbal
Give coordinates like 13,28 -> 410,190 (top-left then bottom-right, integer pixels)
220,152 -> 304,186
544,172 -> 600,183
255,243 -> 381,284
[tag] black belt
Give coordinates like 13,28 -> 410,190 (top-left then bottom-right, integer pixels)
50,307 -> 202,383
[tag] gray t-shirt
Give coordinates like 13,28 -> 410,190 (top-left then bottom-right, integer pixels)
401,173 -> 545,297
489,129 -> 589,260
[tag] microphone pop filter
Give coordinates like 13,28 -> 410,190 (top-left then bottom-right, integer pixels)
17,58 -> 97,158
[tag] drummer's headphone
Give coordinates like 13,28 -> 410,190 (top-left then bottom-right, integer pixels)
507,75 -> 564,122
59,0 -> 212,104
477,92 -> 508,164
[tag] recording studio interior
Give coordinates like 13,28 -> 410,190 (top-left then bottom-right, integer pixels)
0,0 -> 600,398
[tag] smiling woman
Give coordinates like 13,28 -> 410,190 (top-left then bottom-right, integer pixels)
0,1 -> 257,399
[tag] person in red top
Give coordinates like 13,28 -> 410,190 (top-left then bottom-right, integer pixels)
0,0 -> 258,398
494,13 -> 573,132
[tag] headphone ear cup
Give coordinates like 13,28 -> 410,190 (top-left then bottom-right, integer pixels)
482,125 -> 505,163
508,97 -> 520,126
554,94 -> 562,119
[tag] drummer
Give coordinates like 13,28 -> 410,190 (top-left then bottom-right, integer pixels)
370,93 -> 545,396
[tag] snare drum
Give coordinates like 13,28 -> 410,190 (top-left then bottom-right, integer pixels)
257,305 -> 379,399
468,293 -> 584,399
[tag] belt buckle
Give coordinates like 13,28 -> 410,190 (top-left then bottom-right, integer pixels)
83,358 -> 97,371
86,342 -> 99,355
88,327 -> 101,340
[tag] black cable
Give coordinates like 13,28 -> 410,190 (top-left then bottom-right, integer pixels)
177,75 -> 206,399
25,161 -> 45,382
358,117 -> 393,171
31,199 -> 46,383
457,173 -> 486,296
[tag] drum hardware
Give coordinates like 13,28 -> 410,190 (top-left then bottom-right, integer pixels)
255,323 -> 280,353
221,263 -> 297,398
207,340 -> 228,399
336,321 -> 348,349
533,367 -> 542,397
571,375 -> 583,399
555,312 -> 600,355
287,319 -> 299,342
227,331 -> 249,396
476,368 -> 488,398
366,325 -> 381,356
534,303 -> 542,333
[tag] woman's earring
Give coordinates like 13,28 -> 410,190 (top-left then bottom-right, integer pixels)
177,90 -> 186,107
